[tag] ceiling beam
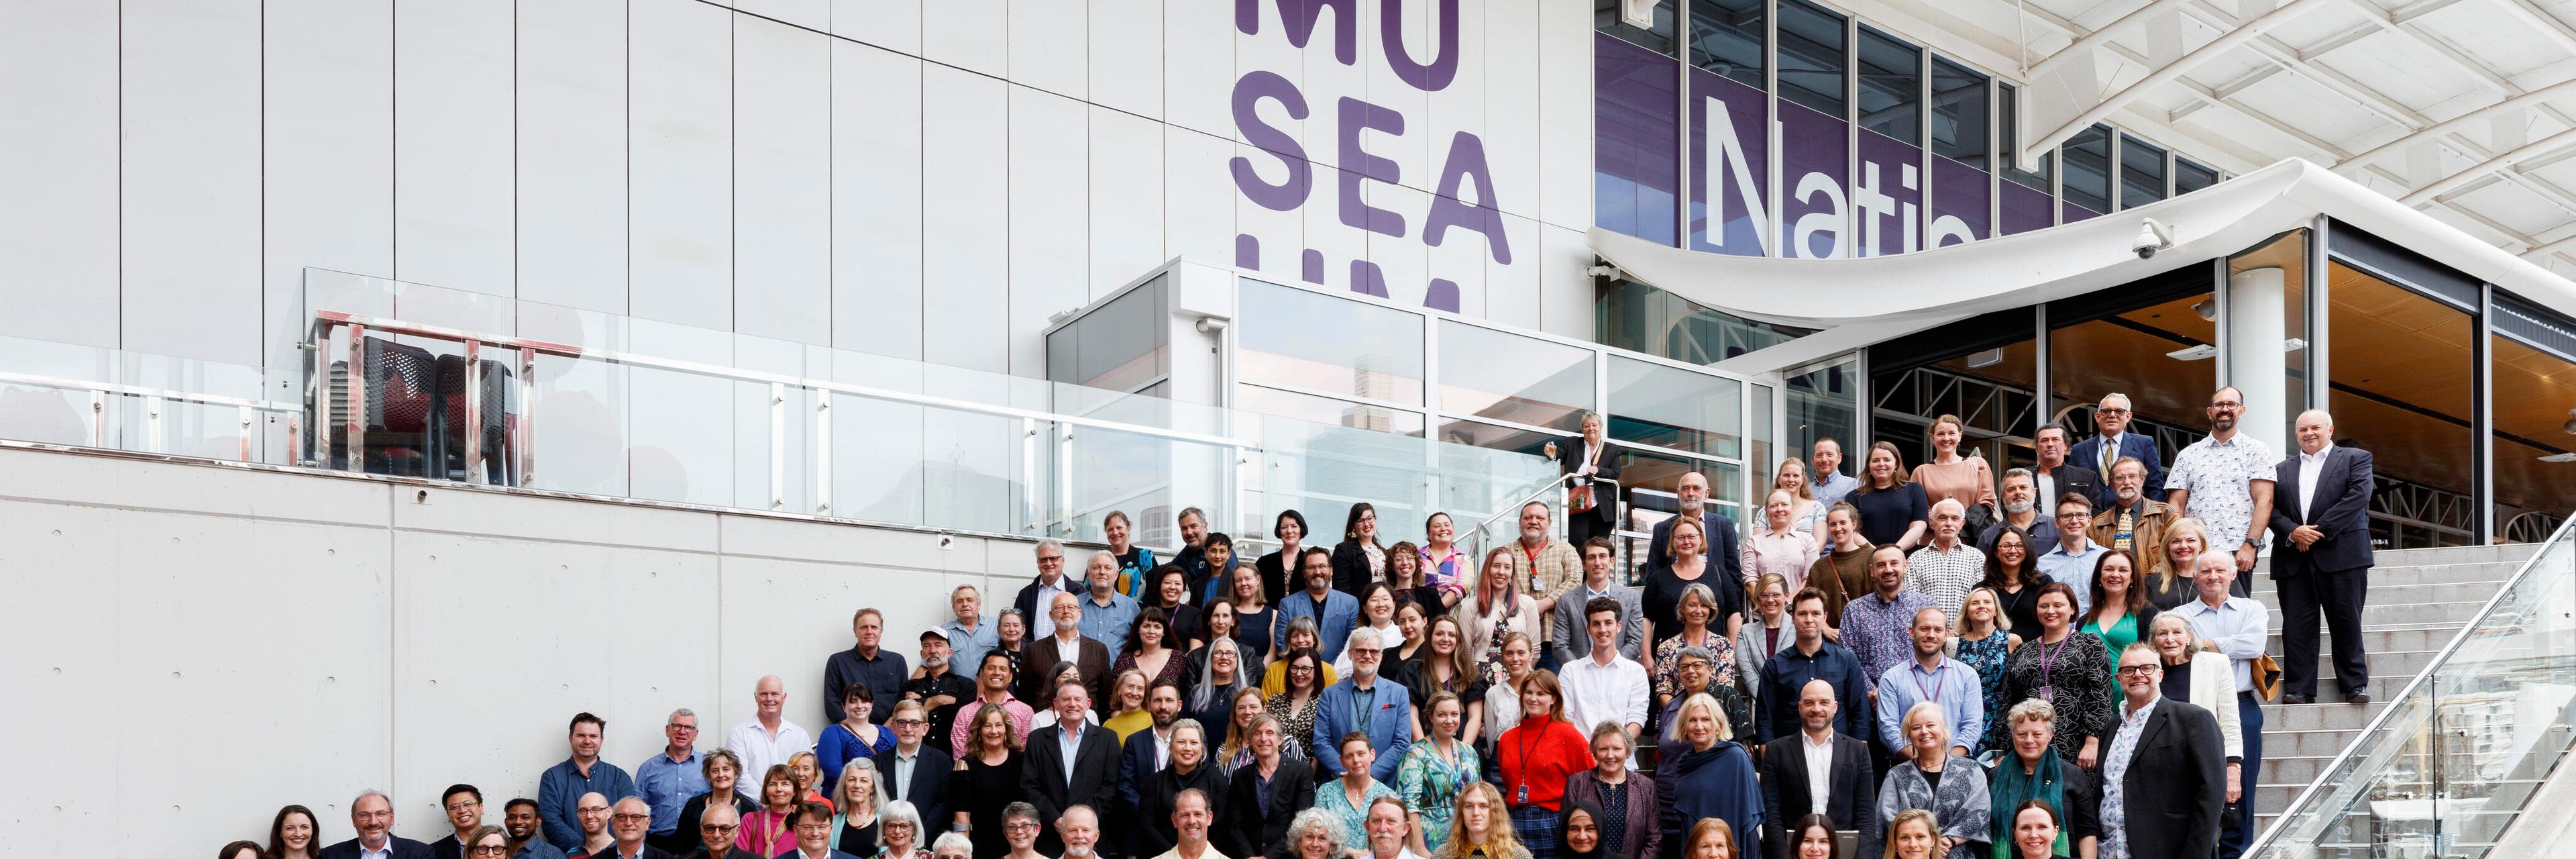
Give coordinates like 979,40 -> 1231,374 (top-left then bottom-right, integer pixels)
2402,126 -> 2576,203
2019,0 -> 2337,164
2029,0 -> 2195,76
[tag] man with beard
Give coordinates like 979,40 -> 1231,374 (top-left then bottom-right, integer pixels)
2086,458 -> 2174,568
1055,805 -> 1104,859
504,799 -> 568,859
1978,468 -> 2058,553
2165,386 -> 2275,596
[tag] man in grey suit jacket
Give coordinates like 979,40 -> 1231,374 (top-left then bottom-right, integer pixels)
1552,538 -> 1644,664
2269,410 -> 2377,705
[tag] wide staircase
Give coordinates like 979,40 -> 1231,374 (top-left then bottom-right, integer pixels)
2250,528 -> 2576,858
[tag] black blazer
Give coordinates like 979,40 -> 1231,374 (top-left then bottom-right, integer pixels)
1254,550 -> 1299,605
873,744 -> 953,833
1118,727 -> 1169,814
2269,445 -> 2376,576
1757,733 -> 1878,859
1021,722 -> 1123,840
1020,634 -> 1112,707
1647,511 -> 1743,582
1223,758 -> 1318,859
580,848 -> 674,859
2037,463 -> 2104,513
2090,699 -> 2226,859
1330,541 -> 1379,598
321,837 -> 435,859
1553,436 -> 1625,525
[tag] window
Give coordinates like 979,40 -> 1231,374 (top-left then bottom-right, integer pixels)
1929,58 -> 1988,170
1597,0 -> 1679,56
2176,158 -> 2220,195
1607,355 -> 1742,458
1777,0 -> 1847,117
1236,280 -> 1425,407
1996,83 -> 2051,191
2121,134 -> 2167,210
1689,0 -> 1765,91
2061,124 -> 2113,214
1856,26 -> 1920,144
1436,321 -> 1597,432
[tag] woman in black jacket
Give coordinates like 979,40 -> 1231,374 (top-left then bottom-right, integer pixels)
1137,719 -> 1232,857
1254,509 -> 1314,605
1224,714 -> 1317,858
1330,503 -> 1389,597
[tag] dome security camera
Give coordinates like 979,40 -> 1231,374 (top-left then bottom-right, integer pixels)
2133,218 -> 2176,260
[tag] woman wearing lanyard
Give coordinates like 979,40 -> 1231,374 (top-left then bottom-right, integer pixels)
2000,584 -> 2114,766
1494,670 -> 1592,859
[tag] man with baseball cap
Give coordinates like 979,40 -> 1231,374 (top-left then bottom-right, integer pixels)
904,627 -> 974,744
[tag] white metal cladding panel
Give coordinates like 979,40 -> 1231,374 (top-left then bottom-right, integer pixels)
1368,181 -> 1434,308
1231,0 -> 1303,159
1368,0 -> 1435,197
736,0 -> 828,32
628,0 -> 735,330
922,0 -> 1008,79
1087,0 -> 1161,119
515,0 -> 631,316
1088,105 -> 1168,300
920,65 -> 1011,373
1008,87 -> 1093,378
0,1 -> 119,350
733,18 -> 835,348
394,0 -> 516,296
1426,0 -> 1488,197
1009,0 -> 1087,101
120,0 -> 263,366
1534,0 -> 1592,234
830,0 -> 920,55
1538,221 -> 1595,340
1482,0 -> 1543,223
1430,195 -> 1493,318
1166,125 -> 1241,283
1164,0 -> 1236,140
1235,138 -> 1307,279
264,0 -> 396,366
831,40 -> 926,360
1485,213 -> 1545,330
1299,4 -> 1372,178
1304,162 -> 1371,295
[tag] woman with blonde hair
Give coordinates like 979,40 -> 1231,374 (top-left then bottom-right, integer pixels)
2150,613 -> 2245,806
1643,515 -> 1743,660
1773,456 -> 1827,546
1466,546 -> 1545,687
1874,704 -> 1989,859
1436,781 -> 1532,859
1661,692 -> 1762,859
2143,517 -> 2210,610
1955,587 -> 2019,755
1880,809 -> 1942,859
1682,817 -> 1743,859
1101,668 -> 1152,742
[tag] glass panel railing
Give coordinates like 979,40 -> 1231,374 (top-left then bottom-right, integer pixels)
0,334 -> 300,464
2252,518 -> 2576,859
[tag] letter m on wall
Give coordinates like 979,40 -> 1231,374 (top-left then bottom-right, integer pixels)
1237,0 -> 1358,66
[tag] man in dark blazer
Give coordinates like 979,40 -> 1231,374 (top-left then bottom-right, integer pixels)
2067,393 -> 2163,508
1758,679 -> 1878,859
1545,412 -> 1625,547
1020,680 -> 1121,858
1221,720 -> 1316,858
1011,540 -> 1075,637
320,791 -> 435,859
1646,470 -> 1742,579
2268,409 -> 2377,705
1309,627 -> 1413,780
1020,591 -> 1112,707
2031,422 -> 2102,520
2094,644 -> 2227,859
872,701 -> 952,836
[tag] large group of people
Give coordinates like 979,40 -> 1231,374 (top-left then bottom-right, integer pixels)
221,393 -> 2381,859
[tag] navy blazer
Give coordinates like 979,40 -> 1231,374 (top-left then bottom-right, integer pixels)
2269,445 -> 2376,576
320,837 -> 435,859
2068,432 -> 2163,507
1274,587 -> 1362,661
1311,678 -> 1413,781
1647,511 -> 1742,583
872,744 -> 952,833
1118,726 -> 1172,813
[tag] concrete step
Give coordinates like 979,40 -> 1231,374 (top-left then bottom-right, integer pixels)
2263,699 -> 2388,732
2265,625 -> 2456,657
2261,599 -> 2491,631
2245,559 -> 2523,593
2370,544 -> 2543,567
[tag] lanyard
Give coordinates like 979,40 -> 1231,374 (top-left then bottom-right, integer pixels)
1911,660 -> 1948,705
2036,633 -> 2069,685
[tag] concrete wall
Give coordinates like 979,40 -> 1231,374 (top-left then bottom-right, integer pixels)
0,445 -> 1045,854
1,0 -> 1598,374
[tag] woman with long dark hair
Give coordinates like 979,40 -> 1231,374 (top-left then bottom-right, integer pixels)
2079,550 -> 2157,666
1409,613 -> 1488,745
948,703 -> 1024,859
1114,605 -> 1188,693
1979,526 -> 2045,635
264,805 -> 321,859
1257,509 -> 1313,605
1332,502 -> 1390,595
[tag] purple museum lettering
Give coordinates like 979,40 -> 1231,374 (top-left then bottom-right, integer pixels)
1231,72 -> 1313,211
1301,248 -> 1326,284
1424,279 -> 1460,313
1379,0 -> 1460,91
1235,0 -> 1358,66
1236,234 -> 1261,268
1348,260 -> 1391,298
1338,97 -> 1407,237
1424,132 -> 1511,264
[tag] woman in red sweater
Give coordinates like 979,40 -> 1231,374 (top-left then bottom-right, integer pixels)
1495,670 -> 1595,859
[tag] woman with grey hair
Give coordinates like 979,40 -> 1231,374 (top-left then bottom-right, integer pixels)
1187,636 -> 1250,736
1874,701 -> 1991,859
1281,806 -> 1352,859
875,799 -> 926,859
927,831 -> 974,859
1136,719 -> 1229,857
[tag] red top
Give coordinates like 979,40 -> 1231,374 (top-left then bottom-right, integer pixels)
1495,715 -> 1593,812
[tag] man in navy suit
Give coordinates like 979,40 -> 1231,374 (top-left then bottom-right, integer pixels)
1311,626 -> 1412,780
873,701 -> 951,837
1020,680 -> 1122,857
320,791 -> 434,859
2068,393 -> 2163,509
1646,470 -> 1741,580
2269,409 -> 2376,705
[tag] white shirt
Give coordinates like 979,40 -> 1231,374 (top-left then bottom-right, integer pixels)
1561,652 -> 1651,732
1801,730 -> 1835,815
2036,469 -> 2059,512
2296,442 -> 2334,520
1333,621 -> 1404,676
724,717 -> 814,788
1032,575 -> 1071,638
357,842 -> 392,859
1151,846 -> 1239,859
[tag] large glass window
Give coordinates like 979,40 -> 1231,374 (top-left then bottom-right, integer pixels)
1608,354 -> 1741,458
1996,83 -> 2052,192
1436,321 -> 1597,432
2328,261 -> 2477,548
1236,384 -> 1426,435
2490,309 -> 2576,542
1597,277 -> 1815,363
1786,358 -> 1858,466
2121,134 -> 2167,210
2176,158 -> 2220,195
2047,284 -> 2217,462
1776,0 -> 1847,117
1597,0 -> 1679,56
1856,26 -> 1920,145
1689,0 -> 1765,91
1236,279 -> 1425,406
1929,58 -> 1988,170
2061,124 -> 2113,215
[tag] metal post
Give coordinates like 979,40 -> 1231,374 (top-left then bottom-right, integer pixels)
89,391 -> 105,448
1022,417 -> 1041,534
770,381 -> 787,511
816,394 -> 834,515
463,340 -> 484,483
517,347 -> 536,487
346,324 -> 368,472
142,395 -> 163,454
239,405 -> 255,462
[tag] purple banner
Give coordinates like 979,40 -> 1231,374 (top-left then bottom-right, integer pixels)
1929,156 -> 1988,248
1595,34 -> 1679,246
1688,68 -> 1768,256
1778,98 -> 1847,259
2062,201 -> 2101,224
2000,181 -> 2051,236
1854,130 -> 1922,257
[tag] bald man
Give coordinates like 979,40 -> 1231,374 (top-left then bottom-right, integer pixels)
724,675 -> 813,789
600,797 -> 670,859
2269,409 -> 2375,706
1760,678 -> 1878,859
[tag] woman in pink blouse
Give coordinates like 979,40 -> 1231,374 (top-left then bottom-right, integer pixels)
1907,413 -> 1996,517
1741,489 -> 1820,597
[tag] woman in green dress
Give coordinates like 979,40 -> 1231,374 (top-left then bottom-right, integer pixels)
1395,691 -> 1483,855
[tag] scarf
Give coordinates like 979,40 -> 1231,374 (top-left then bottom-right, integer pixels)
1558,799 -> 1609,859
1989,752 -> 2070,859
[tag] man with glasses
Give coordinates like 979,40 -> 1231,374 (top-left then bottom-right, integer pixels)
2037,493 -> 2108,617
2068,393 -> 2163,509
600,797 -> 669,859
635,709 -> 708,854
874,699 -> 952,835
783,801 -> 859,859
2092,643 -> 2226,859
1014,540 -> 1076,640
431,785 -> 486,859
503,800 -> 566,859
321,789 -> 433,859
2165,386 -> 2276,593
1310,625 -> 1411,780
541,713 -> 638,852
682,801 -> 761,859
568,793 -> 614,858
999,803 -> 1046,859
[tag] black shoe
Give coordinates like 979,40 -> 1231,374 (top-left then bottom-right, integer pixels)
2282,693 -> 2311,705
2347,692 -> 2371,705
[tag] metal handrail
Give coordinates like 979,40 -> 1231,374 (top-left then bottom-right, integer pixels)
2247,513 -> 2576,855
1466,472 -> 1621,564
0,369 -> 301,462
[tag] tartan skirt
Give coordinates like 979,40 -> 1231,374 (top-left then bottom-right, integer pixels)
1510,805 -> 1561,859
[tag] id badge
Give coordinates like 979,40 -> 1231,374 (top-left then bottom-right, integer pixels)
1515,785 -> 1529,804
2035,685 -> 2055,702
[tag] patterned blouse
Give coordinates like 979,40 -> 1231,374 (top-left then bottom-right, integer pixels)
1395,740 -> 1483,854
1314,776 -> 1399,848
1953,629 -> 2010,755
2001,630 -> 2116,763
1654,627 -> 1737,697
1267,692 -> 1324,753
1114,648 -> 1190,693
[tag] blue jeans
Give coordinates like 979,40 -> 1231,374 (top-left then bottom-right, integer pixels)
2221,691 -> 2264,859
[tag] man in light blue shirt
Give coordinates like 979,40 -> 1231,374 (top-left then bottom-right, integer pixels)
1811,438 -> 1860,507
2034,493 -> 2106,617
1077,552 -> 1141,655
1872,606 -> 1982,758
631,709 -> 708,854
2170,551 -> 2269,859
941,585 -> 1000,676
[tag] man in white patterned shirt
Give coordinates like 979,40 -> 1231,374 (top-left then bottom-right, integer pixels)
2165,386 -> 2275,595
1904,499 -> 1984,627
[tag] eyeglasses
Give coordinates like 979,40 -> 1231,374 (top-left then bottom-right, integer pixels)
1006,821 -> 1042,830
892,718 -> 927,727
2098,407 -> 2131,415
2210,401 -> 2243,410
700,824 -> 739,833
612,813 -> 652,823
470,846 -> 511,856
2116,664 -> 2159,676
667,723 -> 698,731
